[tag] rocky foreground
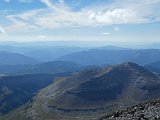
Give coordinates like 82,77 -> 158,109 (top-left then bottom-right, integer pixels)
99,99 -> 160,120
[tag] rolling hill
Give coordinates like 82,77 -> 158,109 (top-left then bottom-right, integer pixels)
24,46 -> 88,61
146,61 -> 160,68
0,61 -> 83,75
58,49 -> 160,66
144,61 -> 160,74
0,51 -> 39,65
0,45 -> 128,62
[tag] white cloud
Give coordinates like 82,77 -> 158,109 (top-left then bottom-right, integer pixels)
90,8 -> 148,24
5,15 -> 38,33
3,0 -> 160,33
101,32 -> 110,35
40,0 -> 60,11
0,25 -> 6,36
37,35 -> 47,39
60,0 -> 64,3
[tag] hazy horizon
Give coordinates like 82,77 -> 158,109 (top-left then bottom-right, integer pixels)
0,0 -> 160,45
0,40 -> 160,49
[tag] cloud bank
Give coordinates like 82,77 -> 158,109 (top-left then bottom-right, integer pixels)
0,0 -> 159,43
3,0 -> 160,32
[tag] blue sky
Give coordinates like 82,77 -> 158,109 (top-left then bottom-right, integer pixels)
0,0 -> 160,46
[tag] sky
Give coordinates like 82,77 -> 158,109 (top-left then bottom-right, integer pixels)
0,0 -> 160,46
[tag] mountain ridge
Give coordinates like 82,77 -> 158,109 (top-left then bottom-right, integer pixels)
58,49 -> 160,66
0,51 -> 40,65
4,62 -> 160,120
0,72 -> 71,115
0,61 -> 83,75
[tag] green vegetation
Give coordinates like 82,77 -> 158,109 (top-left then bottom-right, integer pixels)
4,62 -> 160,120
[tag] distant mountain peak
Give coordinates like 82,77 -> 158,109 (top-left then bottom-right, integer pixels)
123,61 -> 139,66
115,62 -> 158,80
120,62 -> 144,70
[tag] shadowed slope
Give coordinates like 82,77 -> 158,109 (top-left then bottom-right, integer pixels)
3,62 -> 160,120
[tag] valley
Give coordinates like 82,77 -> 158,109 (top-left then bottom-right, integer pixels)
2,62 -> 160,120
0,0 -> 160,119
1,45 -> 160,120
0,73 -> 70,115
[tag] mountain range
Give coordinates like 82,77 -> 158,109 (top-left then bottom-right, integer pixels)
0,72 -> 71,115
1,45 -> 160,119
3,62 -> 160,120
0,61 -> 83,75
58,49 -> 160,66
0,51 -> 39,65
0,46 -> 88,61
143,61 -> 160,74
2,46 -> 160,67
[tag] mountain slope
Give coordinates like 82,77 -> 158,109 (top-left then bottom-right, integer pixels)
17,61 -> 83,74
96,46 -> 130,50
144,61 -> 160,74
5,62 -> 160,120
146,61 -> 160,68
58,49 -> 160,66
0,73 -> 69,115
0,51 -> 39,65
24,46 -> 88,61
99,99 -> 160,120
0,61 -> 83,75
